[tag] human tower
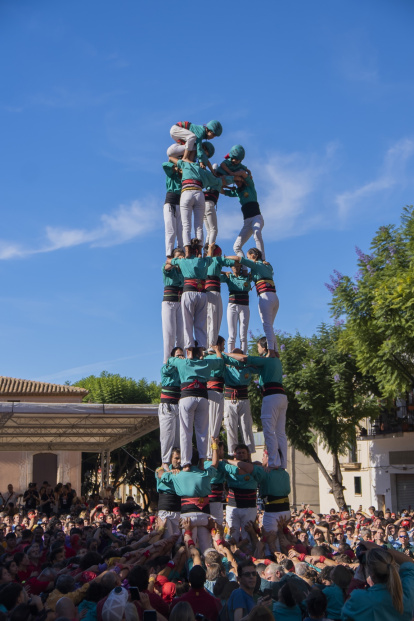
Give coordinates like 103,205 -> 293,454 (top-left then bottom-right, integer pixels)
158,118 -> 288,477
154,119 -> 290,547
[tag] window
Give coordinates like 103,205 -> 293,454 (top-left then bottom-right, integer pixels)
354,477 -> 362,495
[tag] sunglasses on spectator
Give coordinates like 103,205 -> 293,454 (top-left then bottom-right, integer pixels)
399,535 -> 408,538
242,571 -> 257,577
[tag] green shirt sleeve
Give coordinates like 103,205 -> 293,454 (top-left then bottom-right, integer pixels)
162,162 -> 175,178
223,188 -> 238,198
246,355 -> 266,367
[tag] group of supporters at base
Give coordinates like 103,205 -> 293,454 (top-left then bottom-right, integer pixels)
1,484 -> 414,621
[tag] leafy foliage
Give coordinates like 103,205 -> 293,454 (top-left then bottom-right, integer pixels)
328,206 -> 414,398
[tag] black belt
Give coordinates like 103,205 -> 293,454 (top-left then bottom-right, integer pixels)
181,381 -> 208,399
165,191 -> 180,206
227,488 -> 257,508
158,491 -> 181,512
163,286 -> 182,302
160,386 -> 180,404
224,385 -> 248,401
261,382 -> 285,397
205,275 -> 221,292
229,292 -> 249,306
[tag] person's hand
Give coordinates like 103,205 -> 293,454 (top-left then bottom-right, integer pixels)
244,521 -> 255,534
79,609 -> 88,620
28,594 -> 43,611
155,516 -> 166,531
199,162 -> 206,169
256,595 -> 272,608
288,549 -> 299,559
180,517 -> 192,531
139,592 -> 152,611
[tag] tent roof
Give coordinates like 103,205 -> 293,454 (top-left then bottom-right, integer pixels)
0,402 -> 159,452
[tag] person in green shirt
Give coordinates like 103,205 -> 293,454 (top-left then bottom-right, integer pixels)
223,355 -> 256,454
227,337 -> 287,470
162,248 -> 185,363
162,161 -> 183,258
217,144 -> 250,178
204,245 -> 236,349
167,120 -> 222,173
341,542 -> 414,621
158,347 -> 184,471
222,173 -> 265,260
220,262 -> 252,354
226,248 -> 279,356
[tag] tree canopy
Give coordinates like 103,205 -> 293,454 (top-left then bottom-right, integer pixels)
327,205 -> 414,399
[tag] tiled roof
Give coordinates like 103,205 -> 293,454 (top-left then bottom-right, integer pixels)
0,376 -> 88,396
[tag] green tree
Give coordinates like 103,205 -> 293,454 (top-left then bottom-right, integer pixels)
248,325 -> 379,508
327,206 -> 414,400
74,372 -> 161,509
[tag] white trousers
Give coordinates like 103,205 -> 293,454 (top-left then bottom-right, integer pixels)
204,199 -> 218,245
227,303 -> 250,353
180,190 -> 205,247
226,505 -> 257,542
158,402 -> 180,463
258,292 -> 279,352
206,291 -> 223,348
261,394 -> 288,469
162,301 -> 184,362
168,125 -> 197,155
179,396 -> 209,465
233,214 -> 265,259
181,291 -> 207,349
207,391 -> 224,457
158,510 -> 181,538
210,502 -> 224,526
163,203 -> 183,257
262,510 -> 291,552
180,512 -> 212,552
224,399 -> 255,454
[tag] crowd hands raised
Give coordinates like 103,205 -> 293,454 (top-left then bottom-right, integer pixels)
1,472 -> 414,621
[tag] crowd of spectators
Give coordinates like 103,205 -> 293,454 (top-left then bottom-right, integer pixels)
1,479 -> 414,621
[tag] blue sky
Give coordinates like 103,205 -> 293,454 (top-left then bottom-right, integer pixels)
1,0 -> 413,387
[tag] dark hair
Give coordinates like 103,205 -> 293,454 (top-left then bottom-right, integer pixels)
128,565 -> 149,591
237,559 -> 256,578
216,335 -> 225,347
279,581 -> 303,608
170,347 -> 183,357
234,443 -> 249,453
306,588 -> 327,617
280,558 -> 294,571
13,553 -> 25,567
79,551 -> 103,570
173,247 -> 184,257
0,583 -> 23,611
189,238 -> 202,257
189,565 -> 206,589
83,581 -> 103,603
257,336 -> 268,351
247,247 -> 262,261
55,575 -> 75,594
171,447 -> 181,455
331,565 -> 353,603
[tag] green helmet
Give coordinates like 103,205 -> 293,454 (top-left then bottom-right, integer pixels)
228,144 -> 245,161
206,120 -> 222,137
202,141 -> 215,158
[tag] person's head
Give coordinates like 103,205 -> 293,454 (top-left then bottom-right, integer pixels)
306,588 -> 328,619
280,558 -> 295,572
246,605 -> 274,621
397,530 -> 409,546
297,531 -> 309,544
0,566 -> 12,584
237,560 -> 257,592
368,506 -> 375,515
247,247 -> 262,262
205,120 -> 222,139
26,543 -> 41,561
169,601 -> 196,621
171,448 -> 181,469
228,144 -> 245,164
5,560 -> 17,577
217,440 -> 225,459
128,565 -> 149,591
5,533 -> 16,550
317,566 -> 333,586
172,247 -> 185,259
202,141 -> 215,159
216,335 -> 225,352
366,547 -> 403,613
189,238 -> 202,257
189,565 -> 206,590
374,528 -> 386,544
278,580 -> 303,608
264,563 -> 285,582
204,549 -> 222,567
55,597 -> 77,620
206,562 -> 222,582
257,336 -> 268,356
234,444 -> 250,462
100,570 -> 121,595
190,449 -> 200,467
330,565 -> 353,601
360,528 -> 372,541
55,575 -> 76,594
171,347 -> 184,359
7,485 -> 13,492
231,262 -> 241,276
50,546 -> 65,563
0,583 -> 26,611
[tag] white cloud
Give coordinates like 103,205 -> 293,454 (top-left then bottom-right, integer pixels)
335,138 -> 414,218
218,144 -> 337,241
0,199 -> 158,260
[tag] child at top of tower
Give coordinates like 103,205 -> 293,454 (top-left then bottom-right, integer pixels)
167,120 -> 222,173
216,144 -> 250,178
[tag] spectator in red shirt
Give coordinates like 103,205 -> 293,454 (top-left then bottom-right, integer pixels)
170,566 -> 222,621
128,566 -> 169,618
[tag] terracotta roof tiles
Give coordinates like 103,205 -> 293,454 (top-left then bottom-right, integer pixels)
0,376 -> 88,396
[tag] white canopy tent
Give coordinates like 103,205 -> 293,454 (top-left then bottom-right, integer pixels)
0,402 -> 159,488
